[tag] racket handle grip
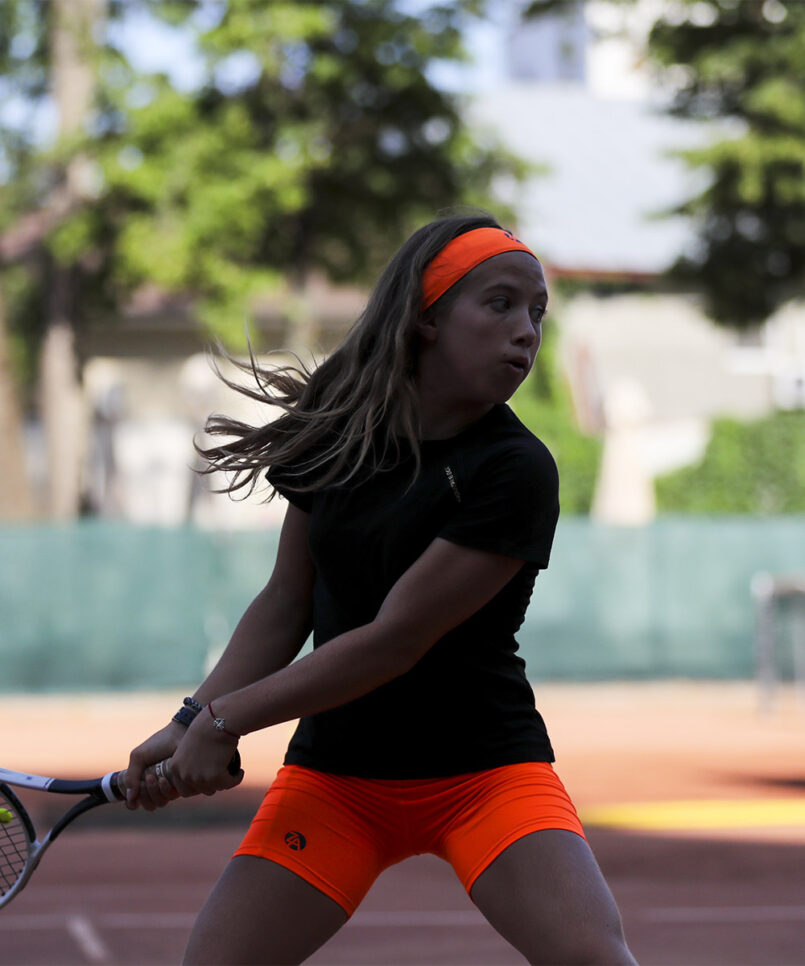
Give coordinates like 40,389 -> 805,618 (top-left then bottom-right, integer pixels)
111,749 -> 242,800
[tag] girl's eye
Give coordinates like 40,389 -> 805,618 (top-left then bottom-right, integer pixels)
490,297 -> 510,312
530,306 -> 546,326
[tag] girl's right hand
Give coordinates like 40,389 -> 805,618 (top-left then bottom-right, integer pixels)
124,721 -> 186,810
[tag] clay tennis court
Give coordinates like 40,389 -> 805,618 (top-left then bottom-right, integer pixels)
3,681 -> 805,965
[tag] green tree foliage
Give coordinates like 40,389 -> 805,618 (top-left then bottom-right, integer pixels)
646,0 -> 805,329
511,318 -> 601,514
524,0 -> 805,330
2,0 -> 526,360
0,0 -> 54,390
0,0 -> 50,200
655,410 -> 805,513
0,0 -> 525,370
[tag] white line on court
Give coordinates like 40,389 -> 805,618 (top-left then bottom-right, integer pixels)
65,914 -> 113,963
0,912 -> 195,930
643,906 -> 805,923
4,906 -> 805,933
0,910 -> 489,930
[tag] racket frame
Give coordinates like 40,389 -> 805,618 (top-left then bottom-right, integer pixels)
0,750 -> 240,910
0,769 -> 122,909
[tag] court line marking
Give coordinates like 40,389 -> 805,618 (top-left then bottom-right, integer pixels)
0,911 -> 486,930
0,912 -> 196,930
643,906 -> 805,923
580,798 -> 805,831
65,914 -> 113,963
4,907 -> 805,930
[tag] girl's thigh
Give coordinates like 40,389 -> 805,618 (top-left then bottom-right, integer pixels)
469,830 -> 637,966
182,855 -> 348,966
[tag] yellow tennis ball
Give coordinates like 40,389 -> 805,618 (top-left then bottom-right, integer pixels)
0,807 -> 13,825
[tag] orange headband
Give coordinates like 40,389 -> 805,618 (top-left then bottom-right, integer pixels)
421,227 -> 538,309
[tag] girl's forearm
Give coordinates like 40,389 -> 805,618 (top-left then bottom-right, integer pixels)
208,618 -> 417,737
192,581 -> 312,706
199,531 -> 523,740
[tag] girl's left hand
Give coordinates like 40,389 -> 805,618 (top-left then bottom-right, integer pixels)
164,713 -> 243,798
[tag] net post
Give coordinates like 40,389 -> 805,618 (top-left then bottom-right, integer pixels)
793,597 -> 805,709
752,571 -> 776,716
752,572 -> 805,715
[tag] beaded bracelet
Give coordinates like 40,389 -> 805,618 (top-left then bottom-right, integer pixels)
172,696 -> 204,729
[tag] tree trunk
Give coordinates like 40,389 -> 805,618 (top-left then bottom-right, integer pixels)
40,274 -> 85,519
0,291 -> 36,520
40,0 -> 104,519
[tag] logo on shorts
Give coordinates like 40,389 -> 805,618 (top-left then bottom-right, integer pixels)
284,830 -> 307,851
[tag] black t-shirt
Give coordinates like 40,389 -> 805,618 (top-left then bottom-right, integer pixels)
269,404 -> 559,778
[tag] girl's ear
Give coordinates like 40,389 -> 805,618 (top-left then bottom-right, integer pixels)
415,309 -> 439,343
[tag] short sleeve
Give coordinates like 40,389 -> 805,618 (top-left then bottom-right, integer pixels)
438,441 -> 559,568
266,470 -> 315,514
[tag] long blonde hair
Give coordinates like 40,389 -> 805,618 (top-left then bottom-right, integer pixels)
196,212 -> 502,498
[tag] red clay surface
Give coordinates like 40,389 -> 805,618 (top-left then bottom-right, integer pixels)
3,681 -> 805,965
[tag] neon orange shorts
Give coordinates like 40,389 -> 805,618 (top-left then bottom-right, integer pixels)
234,762 -> 585,917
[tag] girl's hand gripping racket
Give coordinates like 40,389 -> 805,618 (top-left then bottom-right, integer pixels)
0,750 -> 241,910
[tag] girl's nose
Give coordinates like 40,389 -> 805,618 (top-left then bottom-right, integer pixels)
513,309 -> 539,347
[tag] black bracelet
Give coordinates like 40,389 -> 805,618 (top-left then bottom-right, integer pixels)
172,696 -> 205,729
172,706 -> 197,728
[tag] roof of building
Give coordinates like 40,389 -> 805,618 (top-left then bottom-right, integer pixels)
468,83 -> 720,276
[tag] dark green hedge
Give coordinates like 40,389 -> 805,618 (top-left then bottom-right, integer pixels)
655,410 -> 805,513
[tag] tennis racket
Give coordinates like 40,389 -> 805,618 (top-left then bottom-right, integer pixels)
0,750 -> 241,910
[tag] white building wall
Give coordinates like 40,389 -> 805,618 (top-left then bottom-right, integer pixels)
559,291 -> 805,486
83,354 -> 289,529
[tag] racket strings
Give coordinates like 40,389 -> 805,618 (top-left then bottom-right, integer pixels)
0,790 -> 30,897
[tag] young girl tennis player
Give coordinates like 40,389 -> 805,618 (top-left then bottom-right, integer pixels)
125,213 -> 636,965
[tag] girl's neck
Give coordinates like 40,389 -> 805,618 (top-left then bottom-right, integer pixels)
416,391 -> 493,441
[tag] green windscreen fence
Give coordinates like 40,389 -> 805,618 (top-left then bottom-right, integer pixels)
1,517 -> 804,692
